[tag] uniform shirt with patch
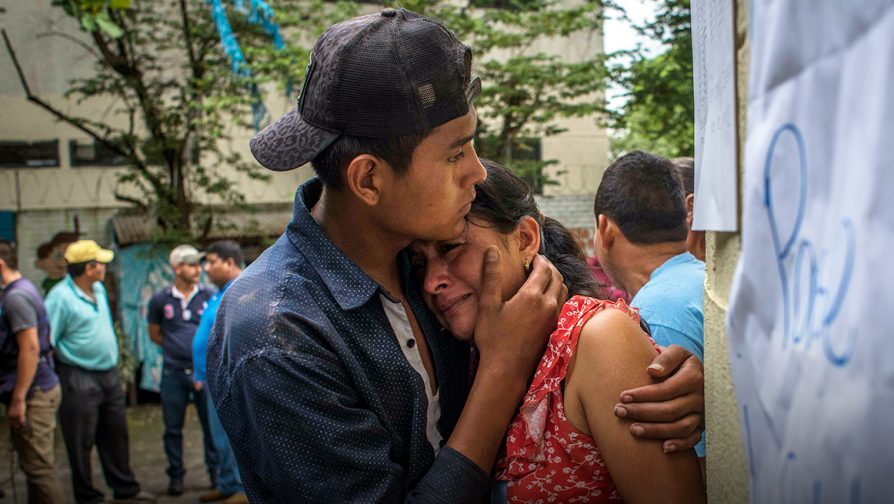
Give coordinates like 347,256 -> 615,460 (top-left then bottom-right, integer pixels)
147,284 -> 212,370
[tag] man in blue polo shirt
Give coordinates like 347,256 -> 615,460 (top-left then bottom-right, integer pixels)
148,244 -> 217,496
593,150 -> 707,467
193,240 -> 246,504
46,240 -> 154,504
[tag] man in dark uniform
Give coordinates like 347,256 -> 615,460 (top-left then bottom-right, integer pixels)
148,245 -> 218,496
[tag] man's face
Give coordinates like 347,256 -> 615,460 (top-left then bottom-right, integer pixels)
175,262 -> 201,285
36,242 -> 73,279
203,253 -> 231,288
85,261 -> 107,284
375,108 -> 486,243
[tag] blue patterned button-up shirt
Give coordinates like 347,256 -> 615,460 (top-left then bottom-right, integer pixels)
207,179 -> 487,503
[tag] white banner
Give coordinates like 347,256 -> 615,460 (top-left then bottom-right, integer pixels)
691,0 -> 738,231
727,1 -> 894,502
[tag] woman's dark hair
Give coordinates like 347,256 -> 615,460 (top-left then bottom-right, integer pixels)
470,159 -> 605,298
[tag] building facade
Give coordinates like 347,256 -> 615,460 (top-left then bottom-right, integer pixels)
0,0 -> 607,285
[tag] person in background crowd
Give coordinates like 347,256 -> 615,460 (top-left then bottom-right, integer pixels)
35,231 -> 79,295
593,150 -> 708,467
192,240 -> 247,504
0,240 -> 65,503
45,240 -> 154,504
147,245 -> 218,496
586,255 -> 629,302
671,157 -> 706,262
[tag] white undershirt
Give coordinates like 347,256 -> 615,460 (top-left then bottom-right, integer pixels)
171,283 -> 199,311
380,294 -> 443,454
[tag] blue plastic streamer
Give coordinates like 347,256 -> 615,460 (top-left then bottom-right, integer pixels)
249,0 -> 285,50
210,0 -> 250,78
208,0 -> 287,129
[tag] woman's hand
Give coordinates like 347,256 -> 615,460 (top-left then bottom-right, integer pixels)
612,345 -> 705,452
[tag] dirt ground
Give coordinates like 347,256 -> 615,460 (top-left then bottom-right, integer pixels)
0,404 -> 216,503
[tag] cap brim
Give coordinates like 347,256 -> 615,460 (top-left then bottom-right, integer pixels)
182,252 -> 205,265
249,107 -> 341,171
96,249 -> 114,263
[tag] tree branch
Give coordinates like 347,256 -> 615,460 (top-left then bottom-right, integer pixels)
2,28 -> 130,160
113,191 -> 149,211
36,30 -> 100,59
179,0 -> 200,78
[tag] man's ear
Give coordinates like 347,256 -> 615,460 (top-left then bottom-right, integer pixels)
685,193 -> 695,228
595,214 -> 616,251
515,215 -> 540,257
344,154 -> 384,207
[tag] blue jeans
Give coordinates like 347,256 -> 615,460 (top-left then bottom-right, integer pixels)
160,367 -> 218,479
205,392 -> 244,494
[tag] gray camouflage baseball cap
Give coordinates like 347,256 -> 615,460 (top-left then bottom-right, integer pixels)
249,8 -> 481,171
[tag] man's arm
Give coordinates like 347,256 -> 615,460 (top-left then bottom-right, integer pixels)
222,349 -> 494,503
5,293 -> 41,428
613,344 -> 705,452
214,250 -> 565,503
192,303 -> 216,390
44,291 -> 65,346
148,323 -> 163,346
146,293 -> 163,346
9,328 -> 39,428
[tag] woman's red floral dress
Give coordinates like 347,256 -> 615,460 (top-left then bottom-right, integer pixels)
494,295 -> 657,503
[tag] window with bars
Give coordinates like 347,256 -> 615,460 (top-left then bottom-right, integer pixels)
0,140 -> 60,168
69,139 -> 127,167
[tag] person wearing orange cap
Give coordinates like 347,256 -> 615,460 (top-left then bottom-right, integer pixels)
45,240 -> 155,504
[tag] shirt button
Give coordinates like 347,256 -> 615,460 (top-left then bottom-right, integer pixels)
407,339 -> 416,348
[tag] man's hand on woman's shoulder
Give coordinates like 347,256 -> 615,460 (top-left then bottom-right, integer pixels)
612,344 -> 705,453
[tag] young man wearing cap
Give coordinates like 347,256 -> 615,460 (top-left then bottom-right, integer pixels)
193,240 -> 247,504
147,244 -> 218,496
0,240 -> 65,503
208,9 -> 705,502
45,240 -> 154,504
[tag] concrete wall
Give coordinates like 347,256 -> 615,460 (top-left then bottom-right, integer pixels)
0,0 -> 312,212
537,193 -> 596,256
703,0 -> 750,501
0,0 -> 606,218
15,207 -> 118,286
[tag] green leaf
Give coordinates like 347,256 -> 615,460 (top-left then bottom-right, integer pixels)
95,11 -> 123,38
109,0 -> 131,9
79,14 -> 97,32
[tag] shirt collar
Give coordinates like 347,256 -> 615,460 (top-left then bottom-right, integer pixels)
171,283 -> 199,303
65,275 -> 98,305
220,279 -> 235,295
285,178 -> 386,311
654,252 -> 698,276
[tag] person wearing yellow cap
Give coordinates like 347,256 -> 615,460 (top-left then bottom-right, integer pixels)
45,240 -> 155,504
